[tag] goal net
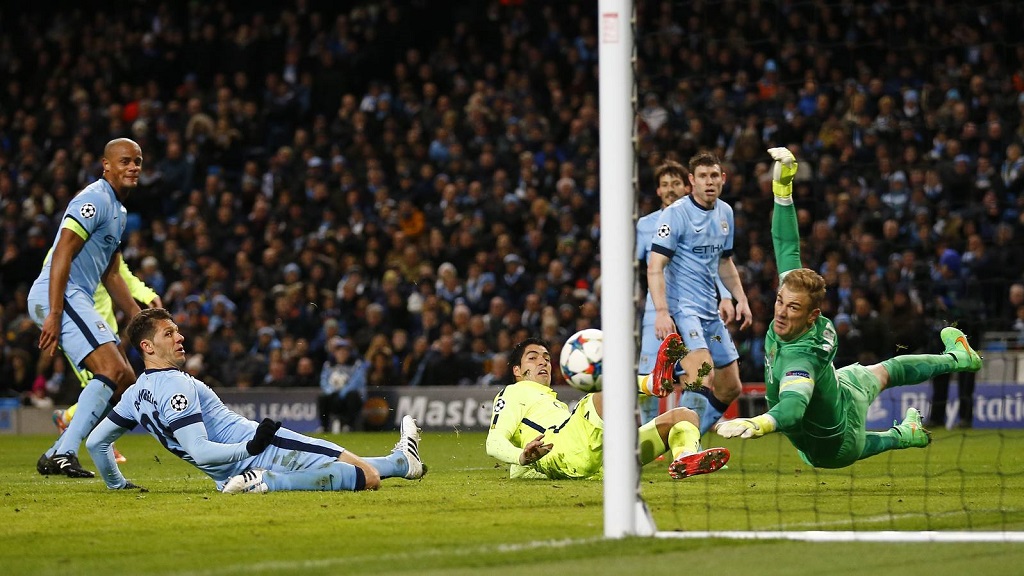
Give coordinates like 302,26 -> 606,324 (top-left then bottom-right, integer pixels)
599,0 -> 1024,542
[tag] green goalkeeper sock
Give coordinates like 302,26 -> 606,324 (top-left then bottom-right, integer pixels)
881,353 -> 957,388
858,431 -> 901,460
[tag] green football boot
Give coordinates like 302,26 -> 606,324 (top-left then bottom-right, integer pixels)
940,327 -> 982,372
892,407 -> 932,449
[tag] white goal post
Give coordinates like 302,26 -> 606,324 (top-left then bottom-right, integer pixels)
596,0 -> 1023,543
598,0 -> 654,538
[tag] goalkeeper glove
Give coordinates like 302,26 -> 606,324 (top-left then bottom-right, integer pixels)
767,147 -> 798,199
246,418 -> 282,455
716,413 -> 778,439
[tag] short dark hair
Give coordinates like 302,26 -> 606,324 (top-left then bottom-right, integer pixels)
125,308 -> 174,351
508,337 -> 550,373
655,159 -> 688,183
689,151 -> 722,173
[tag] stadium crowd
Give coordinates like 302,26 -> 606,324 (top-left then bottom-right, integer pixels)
2,0 -> 1024,412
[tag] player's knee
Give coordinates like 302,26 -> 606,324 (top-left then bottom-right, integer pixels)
662,407 -> 698,428
84,433 -> 102,455
103,362 -> 133,388
713,363 -> 743,399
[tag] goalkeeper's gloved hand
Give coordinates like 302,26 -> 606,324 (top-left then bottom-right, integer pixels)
767,147 -> 798,199
716,414 -> 778,439
246,418 -> 282,455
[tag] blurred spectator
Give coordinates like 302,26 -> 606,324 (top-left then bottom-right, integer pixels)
1,0 -> 1023,401
477,352 -> 510,387
317,338 -> 368,432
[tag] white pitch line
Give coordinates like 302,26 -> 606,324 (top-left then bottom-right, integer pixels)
163,536 -> 606,576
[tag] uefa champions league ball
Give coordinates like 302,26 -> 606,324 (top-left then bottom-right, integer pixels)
559,328 -> 603,393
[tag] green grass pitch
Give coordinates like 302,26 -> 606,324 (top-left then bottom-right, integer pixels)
4,428 -> 1024,575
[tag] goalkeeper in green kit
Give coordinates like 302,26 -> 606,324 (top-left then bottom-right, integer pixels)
715,148 -> 983,468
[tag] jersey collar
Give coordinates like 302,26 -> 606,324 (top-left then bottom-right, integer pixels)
688,194 -> 714,211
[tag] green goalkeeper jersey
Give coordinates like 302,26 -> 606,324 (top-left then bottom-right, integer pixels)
764,199 -> 847,459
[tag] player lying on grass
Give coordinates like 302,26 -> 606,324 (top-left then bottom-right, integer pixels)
715,148 -> 982,468
85,307 -> 426,493
486,334 -> 730,480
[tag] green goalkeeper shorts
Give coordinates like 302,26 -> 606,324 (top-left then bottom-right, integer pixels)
798,363 -> 882,469
533,393 -> 604,480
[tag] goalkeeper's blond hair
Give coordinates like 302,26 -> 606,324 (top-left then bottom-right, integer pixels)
780,268 -> 826,311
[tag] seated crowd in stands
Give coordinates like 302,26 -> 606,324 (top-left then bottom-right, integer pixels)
2,1 -> 1024,406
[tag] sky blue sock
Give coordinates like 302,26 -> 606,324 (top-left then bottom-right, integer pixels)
263,461 -> 365,491
680,388 -> 726,437
52,378 -> 113,456
638,395 -> 660,424
364,450 -> 408,479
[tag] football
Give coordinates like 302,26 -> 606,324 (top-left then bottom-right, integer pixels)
559,328 -> 603,393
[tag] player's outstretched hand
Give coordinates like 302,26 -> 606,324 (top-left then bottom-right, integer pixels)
716,414 -> 777,439
519,433 -> 553,465
246,418 -> 282,455
767,147 -> 798,198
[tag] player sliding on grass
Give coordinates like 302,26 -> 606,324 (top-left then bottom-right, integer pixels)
86,308 -> 426,493
715,148 -> 983,468
486,335 -> 730,480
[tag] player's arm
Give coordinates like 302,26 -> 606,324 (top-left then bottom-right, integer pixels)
636,222 -> 650,294
102,252 -> 143,320
485,389 -> 530,465
172,419 -> 279,466
647,251 -> 676,339
38,228 -> 86,356
86,411 -> 135,489
716,275 -> 736,322
118,258 -> 161,308
718,256 -> 751,329
768,147 -> 802,276
717,355 -> 814,439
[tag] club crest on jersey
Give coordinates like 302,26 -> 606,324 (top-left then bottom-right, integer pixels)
657,224 -> 671,238
80,203 -> 97,218
170,394 -> 189,412
689,330 -> 699,340
720,219 -> 729,234
493,398 -> 505,413
96,322 -> 107,333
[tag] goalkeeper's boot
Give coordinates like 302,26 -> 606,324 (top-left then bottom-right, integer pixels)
223,469 -> 269,494
940,327 -> 982,372
395,415 -> 426,479
50,451 -> 95,478
668,447 -> 730,479
892,407 -> 931,449
649,333 -> 687,397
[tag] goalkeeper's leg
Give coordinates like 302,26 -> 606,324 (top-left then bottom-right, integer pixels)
875,327 -> 982,390
859,407 -> 931,461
